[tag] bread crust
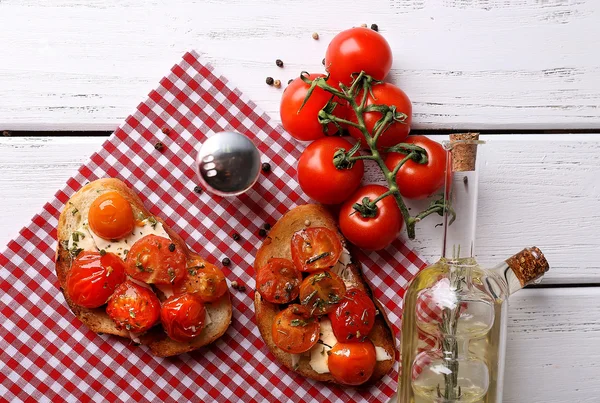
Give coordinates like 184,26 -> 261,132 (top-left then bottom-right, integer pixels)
55,178 -> 232,357
253,204 -> 396,385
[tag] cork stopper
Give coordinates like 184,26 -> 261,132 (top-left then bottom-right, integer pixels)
449,133 -> 480,172
505,247 -> 549,286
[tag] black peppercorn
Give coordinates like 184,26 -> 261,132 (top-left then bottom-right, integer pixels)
232,233 -> 241,241
168,243 -> 176,252
266,77 -> 274,85
193,185 -> 203,194
322,58 -> 325,66
222,257 -> 231,266
261,162 -> 271,173
258,228 -> 267,237
276,59 -> 284,67
288,79 -> 293,85
154,142 -> 164,151
371,23 -> 379,32
263,223 -> 271,230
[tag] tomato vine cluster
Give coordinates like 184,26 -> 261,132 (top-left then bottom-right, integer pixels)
280,27 -> 452,248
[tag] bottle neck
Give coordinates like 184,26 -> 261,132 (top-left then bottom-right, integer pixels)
441,141 -> 481,263
491,247 -> 550,296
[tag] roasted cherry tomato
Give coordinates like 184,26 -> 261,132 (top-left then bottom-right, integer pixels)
325,27 -> 393,87
329,288 -> 376,342
348,83 -> 412,150
299,271 -> 346,316
174,260 -> 228,303
384,136 -> 448,200
339,184 -> 403,251
271,304 -> 320,354
66,251 -> 127,308
125,235 -> 186,285
291,227 -> 343,273
280,74 -> 341,141
297,137 -> 365,205
328,340 -> 377,385
106,281 -> 161,332
160,293 -> 206,342
256,258 -> 302,304
88,191 -> 135,240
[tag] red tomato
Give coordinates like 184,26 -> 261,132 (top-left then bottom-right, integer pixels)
348,83 -> 412,149
106,281 -> 161,332
256,258 -> 302,304
280,74 -> 338,141
329,288 -> 376,342
66,251 -> 127,308
325,27 -> 393,88
384,136 -> 448,200
88,191 -> 134,240
160,293 -> 206,342
297,137 -> 364,205
291,227 -> 342,272
125,235 -> 186,285
271,305 -> 320,354
339,184 -> 403,251
299,271 -> 346,316
328,340 -> 377,385
174,260 -> 228,303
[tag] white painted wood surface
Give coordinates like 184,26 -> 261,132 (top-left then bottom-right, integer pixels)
2,134 -> 599,284
1,0 -> 600,130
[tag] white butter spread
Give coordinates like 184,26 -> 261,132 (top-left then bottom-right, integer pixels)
309,318 -> 338,374
332,248 -> 354,288
68,218 -> 171,259
375,346 -> 393,361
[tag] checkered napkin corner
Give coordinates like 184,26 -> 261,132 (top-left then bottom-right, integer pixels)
0,50 -> 427,402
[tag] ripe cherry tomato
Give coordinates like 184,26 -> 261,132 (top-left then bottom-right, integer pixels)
88,191 -> 135,240
328,340 -> 377,385
174,260 -> 228,303
329,288 -> 376,342
325,27 -> 393,88
256,258 -> 302,304
339,184 -> 403,251
297,137 -> 365,205
125,235 -> 186,285
384,136 -> 448,200
160,293 -> 206,342
271,304 -> 320,354
66,251 -> 127,308
291,227 -> 343,273
106,281 -> 161,332
280,74 -> 338,141
299,271 -> 346,316
348,83 -> 412,149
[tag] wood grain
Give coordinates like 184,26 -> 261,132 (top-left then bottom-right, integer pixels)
1,0 -> 599,130
2,134 -> 599,284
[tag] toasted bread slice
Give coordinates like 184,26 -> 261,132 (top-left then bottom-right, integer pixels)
55,178 -> 232,357
254,204 -> 396,385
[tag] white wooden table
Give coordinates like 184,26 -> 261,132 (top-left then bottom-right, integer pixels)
1,1 -> 599,401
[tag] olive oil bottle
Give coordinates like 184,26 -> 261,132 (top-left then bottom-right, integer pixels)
397,134 -> 549,403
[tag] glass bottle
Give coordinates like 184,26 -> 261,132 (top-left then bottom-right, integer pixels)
397,134 -> 549,403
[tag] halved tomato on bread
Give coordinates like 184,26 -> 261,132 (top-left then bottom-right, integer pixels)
299,270 -> 346,316
125,234 -> 186,285
272,305 -> 320,354
174,260 -> 228,302
106,281 -> 161,332
160,293 -> 206,342
256,258 -> 302,304
291,227 -> 342,272
88,191 -> 135,240
66,251 -> 126,308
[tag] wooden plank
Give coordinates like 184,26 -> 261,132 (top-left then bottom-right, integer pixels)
2,134 -> 599,284
1,0 -> 600,130
504,287 -> 600,402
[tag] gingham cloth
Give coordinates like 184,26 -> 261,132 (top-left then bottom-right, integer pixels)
0,51 -> 429,402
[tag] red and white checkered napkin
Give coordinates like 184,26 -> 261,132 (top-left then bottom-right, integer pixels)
0,51 -> 428,403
